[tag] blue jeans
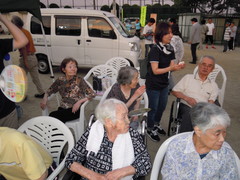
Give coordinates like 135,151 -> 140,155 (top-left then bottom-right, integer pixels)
146,87 -> 169,130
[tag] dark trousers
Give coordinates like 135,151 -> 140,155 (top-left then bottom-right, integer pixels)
146,87 -> 169,129
229,37 -> 234,50
223,40 -> 229,52
179,103 -> 193,133
205,35 -> 213,45
50,107 -> 80,123
191,43 -> 199,63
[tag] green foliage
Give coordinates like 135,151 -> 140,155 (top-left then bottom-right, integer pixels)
64,6 -> 72,8
49,3 -> 59,8
101,5 -> 111,12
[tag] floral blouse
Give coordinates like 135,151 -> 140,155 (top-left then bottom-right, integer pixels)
47,76 -> 95,109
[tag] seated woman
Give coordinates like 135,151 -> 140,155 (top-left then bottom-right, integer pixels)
65,98 -> 151,180
161,102 -> 239,179
40,57 -> 95,123
106,66 -> 145,129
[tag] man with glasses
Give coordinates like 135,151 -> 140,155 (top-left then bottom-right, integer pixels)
171,55 -> 219,132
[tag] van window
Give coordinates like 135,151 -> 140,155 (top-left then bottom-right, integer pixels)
31,16 -> 51,35
56,17 -> 81,36
88,17 -> 115,39
109,17 -> 131,38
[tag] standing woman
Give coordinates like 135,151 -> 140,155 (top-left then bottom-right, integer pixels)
146,22 -> 183,142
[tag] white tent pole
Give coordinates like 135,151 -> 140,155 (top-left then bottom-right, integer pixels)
40,22 -> 54,79
40,22 -> 60,106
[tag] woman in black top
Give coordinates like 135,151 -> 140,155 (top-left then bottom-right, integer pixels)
146,22 -> 184,142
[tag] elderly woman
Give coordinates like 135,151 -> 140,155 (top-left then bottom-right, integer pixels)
40,57 -> 95,123
65,98 -> 151,180
161,102 -> 239,179
107,66 -> 145,129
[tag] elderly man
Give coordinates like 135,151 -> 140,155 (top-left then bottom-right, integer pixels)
172,55 -> 218,132
65,98 -> 151,180
161,102 -> 239,179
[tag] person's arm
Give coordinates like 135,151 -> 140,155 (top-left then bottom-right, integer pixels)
0,14 -> 28,49
208,81 -> 219,104
130,130 -> 152,178
70,162 -> 107,180
105,165 -> 136,180
126,85 -> 145,108
151,60 -> 183,75
171,91 -> 197,106
36,170 -> 48,180
72,78 -> 96,113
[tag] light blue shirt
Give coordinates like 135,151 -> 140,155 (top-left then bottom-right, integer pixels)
161,132 -> 239,180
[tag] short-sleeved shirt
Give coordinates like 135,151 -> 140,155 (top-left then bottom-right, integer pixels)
161,132 -> 239,180
65,127 -> 151,179
0,127 -> 53,180
143,25 -> 154,44
230,26 -> 237,38
0,39 -> 16,119
47,76 -> 95,109
19,28 -> 36,55
106,83 -> 140,112
206,23 -> 215,35
172,73 -> 218,107
145,43 -> 175,90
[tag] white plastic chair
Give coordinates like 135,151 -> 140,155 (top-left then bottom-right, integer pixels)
105,57 -> 130,71
42,96 -> 89,142
193,64 -> 227,106
83,64 -> 118,100
150,132 -> 240,180
18,116 -> 75,180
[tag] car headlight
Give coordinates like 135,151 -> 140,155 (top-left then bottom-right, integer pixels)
129,42 -> 138,52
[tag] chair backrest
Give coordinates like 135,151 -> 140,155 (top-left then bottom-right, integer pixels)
18,116 -> 75,180
150,132 -> 189,180
84,64 -> 118,89
193,64 -> 227,106
233,151 -> 240,176
105,57 -> 130,71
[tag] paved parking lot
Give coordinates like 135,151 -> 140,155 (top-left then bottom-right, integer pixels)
11,41 -> 240,179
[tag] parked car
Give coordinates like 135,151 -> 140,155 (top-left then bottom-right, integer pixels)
24,9 -> 141,73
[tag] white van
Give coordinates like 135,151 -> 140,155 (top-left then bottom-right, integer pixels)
24,9 -> 141,73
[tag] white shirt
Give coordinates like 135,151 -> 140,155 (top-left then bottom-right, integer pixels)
172,73 -> 218,107
161,132 -> 239,180
143,24 -> 154,45
230,25 -> 237,38
171,35 -> 184,64
206,23 -> 215,35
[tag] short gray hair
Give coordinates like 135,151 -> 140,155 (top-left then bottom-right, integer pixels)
11,16 -> 24,28
117,66 -> 138,85
199,55 -> 216,66
95,98 -> 127,125
191,102 -> 230,133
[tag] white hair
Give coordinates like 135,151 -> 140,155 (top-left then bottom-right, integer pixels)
95,98 -> 127,125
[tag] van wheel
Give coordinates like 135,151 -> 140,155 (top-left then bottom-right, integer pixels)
37,55 -> 50,74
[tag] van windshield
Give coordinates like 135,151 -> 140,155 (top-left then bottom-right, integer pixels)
109,17 -> 133,38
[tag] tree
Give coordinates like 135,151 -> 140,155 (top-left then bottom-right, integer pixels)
40,2 -> 46,8
101,5 -> 111,12
49,3 -> 59,8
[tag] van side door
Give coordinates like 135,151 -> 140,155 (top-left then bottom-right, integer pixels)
84,16 -> 118,65
51,16 -> 84,66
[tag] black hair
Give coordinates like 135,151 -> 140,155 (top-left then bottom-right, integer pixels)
148,18 -> 156,24
60,57 -> 78,74
155,22 -> 171,44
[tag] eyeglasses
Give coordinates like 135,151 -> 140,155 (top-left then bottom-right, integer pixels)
200,63 -> 214,69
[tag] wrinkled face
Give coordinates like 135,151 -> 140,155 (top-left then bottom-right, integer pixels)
198,57 -> 214,77
162,28 -> 173,44
198,125 -> 227,151
129,72 -> 139,89
114,104 -> 130,134
62,61 -> 77,76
